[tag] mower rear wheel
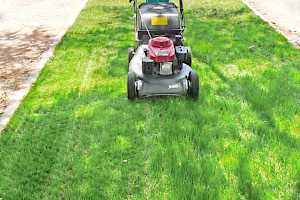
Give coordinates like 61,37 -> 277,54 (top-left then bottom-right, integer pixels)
127,72 -> 137,100
128,48 -> 135,67
188,70 -> 199,99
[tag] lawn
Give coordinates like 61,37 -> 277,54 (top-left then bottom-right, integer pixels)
0,0 -> 300,199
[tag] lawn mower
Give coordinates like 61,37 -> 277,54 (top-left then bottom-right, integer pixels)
127,0 -> 200,99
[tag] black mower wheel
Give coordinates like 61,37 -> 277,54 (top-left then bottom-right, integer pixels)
185,47 -> 192,67
188,70 -> 200,99
128,48 -> 135,67
127,72 -> 137,100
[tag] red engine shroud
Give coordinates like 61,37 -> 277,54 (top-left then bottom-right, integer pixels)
148,37 -> 175,63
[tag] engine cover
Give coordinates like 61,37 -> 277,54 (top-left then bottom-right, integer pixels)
148,36 -> 175,63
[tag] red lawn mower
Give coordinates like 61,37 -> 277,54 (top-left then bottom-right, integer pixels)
128,0 -> 200,99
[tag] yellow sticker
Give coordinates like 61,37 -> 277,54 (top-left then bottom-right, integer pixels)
151,16 -> 168,26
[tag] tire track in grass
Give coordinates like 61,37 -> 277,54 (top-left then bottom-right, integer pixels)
79,49 -> 101,94
237,155 -> 260,199
188,59 -> 244,199
210,65 -> 300,147
142,104 -> 167,200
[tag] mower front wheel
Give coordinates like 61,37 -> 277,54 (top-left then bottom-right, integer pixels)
188,70 -> 200,99
127,72 -> 137,100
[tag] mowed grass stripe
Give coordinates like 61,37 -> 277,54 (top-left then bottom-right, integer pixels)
0,0 -> 300,199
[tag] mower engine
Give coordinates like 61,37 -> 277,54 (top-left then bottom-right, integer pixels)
142,36 -> 189,76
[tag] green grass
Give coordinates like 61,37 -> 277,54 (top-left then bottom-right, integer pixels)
0,0 -> 300,199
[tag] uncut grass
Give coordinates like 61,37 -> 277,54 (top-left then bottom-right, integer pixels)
0,0 -> 300,199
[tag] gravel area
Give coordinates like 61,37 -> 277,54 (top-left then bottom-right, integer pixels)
0,0 -> 87,131
244,0 -> 300,47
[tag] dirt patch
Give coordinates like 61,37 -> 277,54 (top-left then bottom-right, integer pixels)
0,28 -> 55,114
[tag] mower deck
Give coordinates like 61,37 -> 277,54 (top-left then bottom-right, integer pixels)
136,64 -> 191,97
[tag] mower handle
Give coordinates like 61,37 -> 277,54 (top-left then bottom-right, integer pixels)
129,0 -> 184,14
129,0 -> 185,28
